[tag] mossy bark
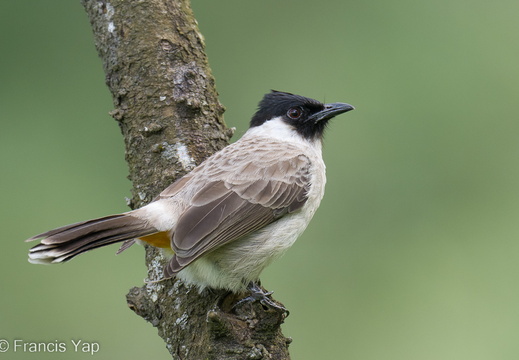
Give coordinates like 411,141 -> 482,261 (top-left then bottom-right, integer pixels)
81,0 -> 291,358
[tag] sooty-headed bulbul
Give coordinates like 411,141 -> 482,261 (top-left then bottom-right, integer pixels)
26,91 -> 354,293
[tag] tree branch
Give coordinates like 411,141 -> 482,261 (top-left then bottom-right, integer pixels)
81,0 -> 291,358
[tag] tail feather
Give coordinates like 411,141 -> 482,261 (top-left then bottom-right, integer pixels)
27,214 -> 158,264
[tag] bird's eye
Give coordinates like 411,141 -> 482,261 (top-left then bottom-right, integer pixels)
287,107 -> 303,120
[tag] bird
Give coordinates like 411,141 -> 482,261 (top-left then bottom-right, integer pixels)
26,90 -> 354,295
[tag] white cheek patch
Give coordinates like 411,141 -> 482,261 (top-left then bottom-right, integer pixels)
247,117 -> 299,141
245,117 -> 323,153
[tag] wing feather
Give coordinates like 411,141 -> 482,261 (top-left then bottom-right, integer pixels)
164,146 -> 313,277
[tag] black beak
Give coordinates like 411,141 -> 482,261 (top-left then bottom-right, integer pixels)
309,102 -> 355,123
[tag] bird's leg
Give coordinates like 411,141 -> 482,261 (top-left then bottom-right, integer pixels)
233,281 -> 289,315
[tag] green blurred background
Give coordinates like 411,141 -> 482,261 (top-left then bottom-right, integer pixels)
2,0 -> 519,359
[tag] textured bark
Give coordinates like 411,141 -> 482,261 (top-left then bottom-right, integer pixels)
81,0 -> 291,358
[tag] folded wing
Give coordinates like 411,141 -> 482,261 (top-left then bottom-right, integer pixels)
164,154 -> 312,278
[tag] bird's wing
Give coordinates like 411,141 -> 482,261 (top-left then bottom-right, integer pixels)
157,174 -> 193,198
164,147 -> 312,278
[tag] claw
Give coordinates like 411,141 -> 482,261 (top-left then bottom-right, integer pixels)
234,282 -> 289,315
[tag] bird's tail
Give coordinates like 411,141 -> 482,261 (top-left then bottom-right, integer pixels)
26,213 -> 158,264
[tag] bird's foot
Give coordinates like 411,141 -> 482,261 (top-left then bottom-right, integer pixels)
234,282 -> 289,316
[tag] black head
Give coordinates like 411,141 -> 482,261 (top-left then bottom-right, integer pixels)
250,90 -> 354,140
